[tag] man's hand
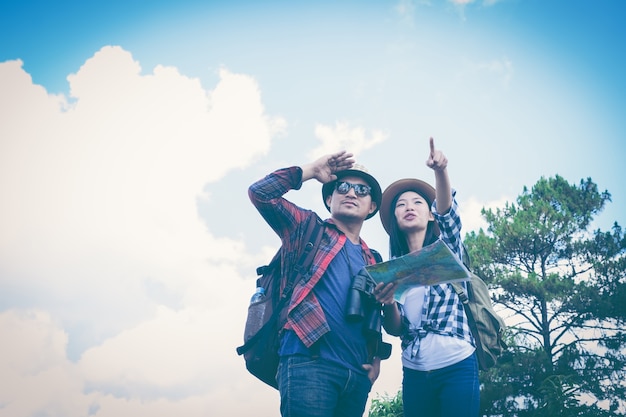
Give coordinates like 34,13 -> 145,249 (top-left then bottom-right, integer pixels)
362,356 -> 381,384
302,150 -> 355,183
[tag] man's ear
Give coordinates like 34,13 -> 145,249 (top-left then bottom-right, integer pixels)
369,202 -> 377,216
326,194 -> 333,210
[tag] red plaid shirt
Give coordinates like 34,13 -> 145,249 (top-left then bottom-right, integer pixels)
249,166 -> 378,347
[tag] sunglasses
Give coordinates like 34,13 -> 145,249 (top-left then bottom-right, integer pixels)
335,181 -> 372,197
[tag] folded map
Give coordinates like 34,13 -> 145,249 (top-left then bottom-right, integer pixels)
364,240 -> 471,298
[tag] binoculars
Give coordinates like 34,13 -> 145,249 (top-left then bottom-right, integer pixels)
346,268 -> 383,337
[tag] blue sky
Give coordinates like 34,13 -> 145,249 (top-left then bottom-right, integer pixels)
1,1 -> 625,416
3,1 -> 625,101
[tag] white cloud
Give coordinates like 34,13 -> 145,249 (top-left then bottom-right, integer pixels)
0,45 -> 280,295
477,57 -> 514,88
311,121 -> 389,161
0,46 -> 292,416
458,195 -> 511,235
0,310 -> 92,417
80,306 -> 219,395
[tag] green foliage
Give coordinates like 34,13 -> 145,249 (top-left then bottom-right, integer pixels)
368,390 -> 403,417
464,175 -> 626,416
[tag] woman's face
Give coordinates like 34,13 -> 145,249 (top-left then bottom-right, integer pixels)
393,190 -> 434,233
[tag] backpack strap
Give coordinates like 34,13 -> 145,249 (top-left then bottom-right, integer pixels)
369,248 -> 383,264
451,281 -> 468,303
452,242 -> 472,313
451,280 -> 482,348
280,215 -> 325,299
451,243 -> 481,354
236,215 -> 324,356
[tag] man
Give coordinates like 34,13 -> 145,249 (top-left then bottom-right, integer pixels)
249,150 -> 389,417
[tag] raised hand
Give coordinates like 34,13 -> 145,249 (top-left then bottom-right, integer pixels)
425,137 -> 448,172
327,150 -> 354,174
307,150 -> 355,183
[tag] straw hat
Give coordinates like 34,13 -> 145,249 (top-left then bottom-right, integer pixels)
379,178 -> 439,234
321,164 -> 382,220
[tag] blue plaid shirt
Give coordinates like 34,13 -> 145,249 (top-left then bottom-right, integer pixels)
248,166 -> 379,348
398,191 -> 475,356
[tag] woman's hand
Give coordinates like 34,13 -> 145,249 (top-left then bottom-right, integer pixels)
426,137 -> 448,172
374,282 -> 397,305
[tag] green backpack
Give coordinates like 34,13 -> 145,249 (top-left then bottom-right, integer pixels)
451,246 -> 507,370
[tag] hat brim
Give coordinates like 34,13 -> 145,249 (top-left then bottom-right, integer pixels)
322,169 -> 382,220
379,178 -> 439,235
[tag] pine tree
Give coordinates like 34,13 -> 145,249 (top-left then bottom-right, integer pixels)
465,175 -> 626,416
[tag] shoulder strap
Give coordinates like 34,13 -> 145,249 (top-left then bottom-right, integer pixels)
236,215 -> 324,356
452,242 -> 471,304
369,248 -> 383,264
451,242 -> 473,314
451,281 -> 467,302
280,215 -> 325,299
451,244 -> 479,339
451,279 -> 482,348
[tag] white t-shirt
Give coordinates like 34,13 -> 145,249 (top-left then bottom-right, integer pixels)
400,287 -> 475,371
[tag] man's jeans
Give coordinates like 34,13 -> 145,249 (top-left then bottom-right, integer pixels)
278,355 -> 372,417
402,353 -> 480,417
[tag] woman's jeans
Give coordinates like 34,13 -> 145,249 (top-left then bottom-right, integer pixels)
402,353 -> 480,417
278,355 -> 372,417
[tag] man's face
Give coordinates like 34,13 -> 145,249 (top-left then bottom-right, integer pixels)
326,175 -> 376,222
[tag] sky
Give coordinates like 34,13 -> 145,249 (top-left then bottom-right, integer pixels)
1,0 -> 625,416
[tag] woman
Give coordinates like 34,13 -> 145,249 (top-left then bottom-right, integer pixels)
374,137 -> 479,417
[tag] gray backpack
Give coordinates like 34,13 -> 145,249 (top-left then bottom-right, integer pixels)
451,246 -> 507,370
236,215 -> 324,388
